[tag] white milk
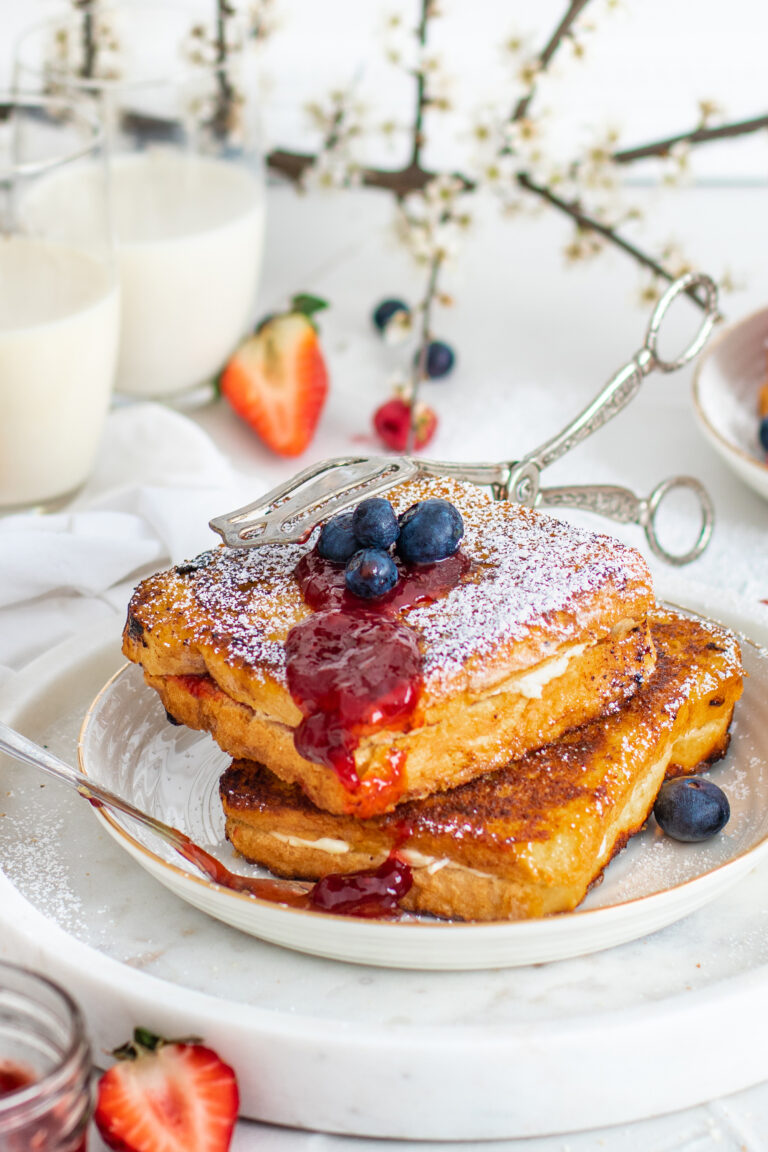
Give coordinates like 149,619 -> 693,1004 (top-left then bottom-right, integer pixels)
0,236 -> 119,507
110,152 -> 264,397
27,151 -> 264,398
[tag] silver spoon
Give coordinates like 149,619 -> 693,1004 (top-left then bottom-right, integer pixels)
0,719 -> 310,905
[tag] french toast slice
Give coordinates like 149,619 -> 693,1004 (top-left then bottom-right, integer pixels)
219,609 -> 743,921
124,476 -> 656,817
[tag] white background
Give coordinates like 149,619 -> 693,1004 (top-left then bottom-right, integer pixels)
1,0 -> 767,180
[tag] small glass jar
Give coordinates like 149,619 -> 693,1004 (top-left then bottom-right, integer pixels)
0,962 -> 91,1151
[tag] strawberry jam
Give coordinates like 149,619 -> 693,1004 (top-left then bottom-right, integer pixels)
179,829 -> 413,919
311,855 -> 413,917
294,547 -> 469,615
286,546 -> 470,800
286,612 -> 421,789
0,1063 -> 34,1096
177,836 -> 309,907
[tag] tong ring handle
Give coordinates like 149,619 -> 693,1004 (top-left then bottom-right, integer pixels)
644,272 -> 719,373
642,475 -> 714,567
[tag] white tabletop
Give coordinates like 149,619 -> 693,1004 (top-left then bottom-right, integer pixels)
4,178 -> 768,1150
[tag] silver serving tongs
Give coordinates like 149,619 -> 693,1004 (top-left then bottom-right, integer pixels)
211,272 -> 719,567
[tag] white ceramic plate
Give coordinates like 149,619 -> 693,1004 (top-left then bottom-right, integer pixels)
77,607 -> 768,970
692,305 -> 768,501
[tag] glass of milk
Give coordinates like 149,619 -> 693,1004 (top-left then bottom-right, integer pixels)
16,5 -> 266,404
0,94 -> 119,511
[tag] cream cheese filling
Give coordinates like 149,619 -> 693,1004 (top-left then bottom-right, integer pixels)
269,832 -> 350,855
266,834 -> 495,880
492,642 -> 589,700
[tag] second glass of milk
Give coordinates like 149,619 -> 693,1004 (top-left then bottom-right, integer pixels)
17,6 -> 266,403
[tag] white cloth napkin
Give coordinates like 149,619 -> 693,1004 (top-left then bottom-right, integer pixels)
0,404 -> 259,681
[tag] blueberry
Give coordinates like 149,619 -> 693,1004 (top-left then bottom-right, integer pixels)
345,549 -> 399,599
416,340 -> 455,380
175,551 -> 215,576
352,498 -> 399,549
759,416 -> 768,453
653,777 -> 730,842
372,298 -> 409,332
396,498 -> 464,565
317,512 -> 358,563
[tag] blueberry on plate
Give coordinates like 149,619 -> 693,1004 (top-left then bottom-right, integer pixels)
396,498 -> 464,565
653,777 -> 730,842
372,298 -> 409,333
352,497 -> 399,549
759,415 -> 768,453
317,512 -> 358,563
345,549 -> 399,599
416,340 -> 455,380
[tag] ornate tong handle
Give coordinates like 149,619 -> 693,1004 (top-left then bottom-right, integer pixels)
507,272 -> 719,505
537,476 -> 714,567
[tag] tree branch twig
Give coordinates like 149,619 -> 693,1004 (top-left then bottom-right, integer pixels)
511,0 -> 593,124
410,0 -> 431,168
516,171 -> 710,307
265,0 -> 763,321
612,113 -> 768,165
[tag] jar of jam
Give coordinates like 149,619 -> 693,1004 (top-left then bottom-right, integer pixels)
0,962 -> 91,1151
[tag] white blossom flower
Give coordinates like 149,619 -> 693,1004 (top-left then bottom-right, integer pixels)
517,57 -> 541,88
659,241 -> 693,279
718,268 -> 743,294
423,174 -> 464,206
637,279 -> 663,306
660,142 -> 691,186
383,308 -> 413,345
698,99 -> 723,126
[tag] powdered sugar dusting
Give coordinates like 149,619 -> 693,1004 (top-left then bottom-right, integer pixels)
0,801 -> 87,934
140,477 -> 653,691
407,482 -> 652,693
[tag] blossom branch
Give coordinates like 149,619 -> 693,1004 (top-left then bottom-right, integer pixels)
265,0 -> 760,338
211,0 -> 238,137
612,112 -> 768,165
410,0 -> 431,168
408,251 -> 444,450
516,171 -> 712,308
511,0 -> 594,124
72,0 -> 97,79
267,148 -> 471,197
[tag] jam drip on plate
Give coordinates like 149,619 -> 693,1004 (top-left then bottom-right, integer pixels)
310,854 -> 413,917
177,834 -> 413,918
286,548 -> 470,801
178,836 -> 309,908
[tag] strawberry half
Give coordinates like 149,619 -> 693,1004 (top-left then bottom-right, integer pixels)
94,1028 -> 239,1152
221,294 -> 329,457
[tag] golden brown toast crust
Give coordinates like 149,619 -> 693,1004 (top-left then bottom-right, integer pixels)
123,477 -> 655,815
220,610 -> 743,920
146,620 -> 655,816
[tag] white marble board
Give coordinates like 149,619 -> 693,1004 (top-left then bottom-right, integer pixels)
1,586 -> 768,1139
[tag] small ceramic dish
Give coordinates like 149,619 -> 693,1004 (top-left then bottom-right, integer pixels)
692,306 -> 768,501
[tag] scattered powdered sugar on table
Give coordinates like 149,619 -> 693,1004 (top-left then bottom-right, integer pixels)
0,796 -> 87,935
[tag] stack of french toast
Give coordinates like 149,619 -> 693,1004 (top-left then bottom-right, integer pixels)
122,476 -> 743,921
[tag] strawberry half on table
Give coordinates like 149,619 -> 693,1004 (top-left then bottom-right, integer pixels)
94,1027 -> 239,1152
221,293 -> 330,457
